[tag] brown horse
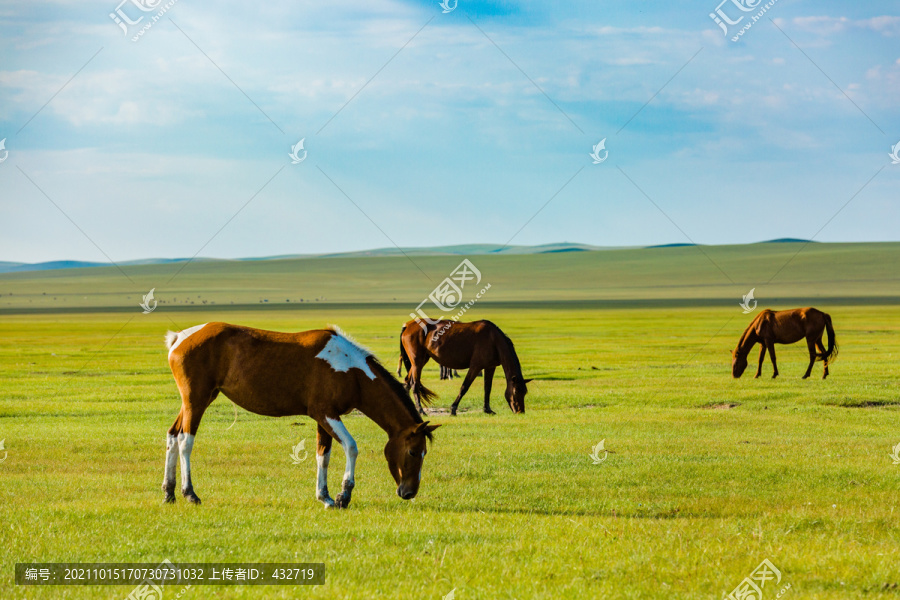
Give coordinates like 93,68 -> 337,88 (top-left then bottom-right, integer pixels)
163,323 -> 439,509
732,308 -> 837,379
399,320 -> 530,415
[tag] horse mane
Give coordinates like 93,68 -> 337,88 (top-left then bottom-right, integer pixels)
325,325 -> 433,437
366,357 -> 434,439
488,322 -> 524,382
736,312 -> 767,356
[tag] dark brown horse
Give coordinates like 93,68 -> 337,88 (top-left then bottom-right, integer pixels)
399,320 -> 530,415
164,323 -> 439,509
732,308 -> 837,379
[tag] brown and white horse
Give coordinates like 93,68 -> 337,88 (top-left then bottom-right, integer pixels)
163,323 -> 439,509
732,307 -> 837,379
399,320 -> 530,416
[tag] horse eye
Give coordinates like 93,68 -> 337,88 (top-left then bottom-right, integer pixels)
408,450 -> 415,457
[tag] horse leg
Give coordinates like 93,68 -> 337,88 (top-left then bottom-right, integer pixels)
802,337 -> 816,379
162,409 -> 183,503
450,368 -> 480,416
409,356 -> 430,415
315,424 -> 335,509
755,345 -> 766,378
768,343 -> 779,379
323,417 -> 358,509
816,337 -> 829,379
176,389 -> 213,504
482,366 -> 496,415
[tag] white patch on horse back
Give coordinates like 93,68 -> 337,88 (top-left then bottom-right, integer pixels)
316,334 -> 376,380
168,323 -> 209,357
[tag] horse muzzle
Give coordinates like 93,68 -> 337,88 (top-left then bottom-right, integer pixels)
397,485 -> 417,500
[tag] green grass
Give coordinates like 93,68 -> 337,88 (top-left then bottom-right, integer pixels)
1,304 -> 899,599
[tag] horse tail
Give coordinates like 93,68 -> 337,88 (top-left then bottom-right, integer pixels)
165,330 -> 179,350
414,380 -> 438,407
398,324 -> 411,377
817,313 -> 838,362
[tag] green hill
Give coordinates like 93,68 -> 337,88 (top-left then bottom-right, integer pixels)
0,241 -> 898,313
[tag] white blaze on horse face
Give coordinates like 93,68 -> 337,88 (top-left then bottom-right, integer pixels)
167,323 -> 209,357
326,417 -> 358,488
315,334 -> 376,380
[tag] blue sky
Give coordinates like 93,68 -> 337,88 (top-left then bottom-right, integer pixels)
0,0 -> 898,262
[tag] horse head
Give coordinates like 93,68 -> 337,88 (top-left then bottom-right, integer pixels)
384,421 -> 440,500
731,349 -> 748,378
505,376 -> 532,414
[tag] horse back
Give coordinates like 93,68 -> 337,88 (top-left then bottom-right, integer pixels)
168,323 -> 360,417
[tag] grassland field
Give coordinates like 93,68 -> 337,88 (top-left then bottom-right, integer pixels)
0,242 -> 898,599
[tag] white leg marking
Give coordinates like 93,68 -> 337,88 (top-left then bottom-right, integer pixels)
167,323 -> 209,357
316,450 -> 334,507
326,417 -> 358,488
163,434 -> 178,490
177,433 -> 195,492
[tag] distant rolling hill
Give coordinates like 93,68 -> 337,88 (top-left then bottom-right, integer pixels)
1,241 -> 898,313
0,243 -> 614,274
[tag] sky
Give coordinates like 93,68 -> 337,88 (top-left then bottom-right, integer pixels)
0,0 -> 898,263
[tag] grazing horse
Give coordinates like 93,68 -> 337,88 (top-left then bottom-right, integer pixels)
399,320 -> 530,415
163,323 -> 439,509
732,308 -> 837,379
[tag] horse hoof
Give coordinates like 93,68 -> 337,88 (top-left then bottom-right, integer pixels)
335,493 -> 351,509
450,410 -> 457,416
484,409 -> 496,415
184,493 -> 202,504
163,494 -> 176,504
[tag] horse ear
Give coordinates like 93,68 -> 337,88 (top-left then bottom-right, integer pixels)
424,423 -> 441,434
524,378 -> 534,384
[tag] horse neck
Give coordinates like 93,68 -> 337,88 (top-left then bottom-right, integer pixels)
357,373 -> 421,438
736,325 -> 759,357
494,330 -> 523,383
